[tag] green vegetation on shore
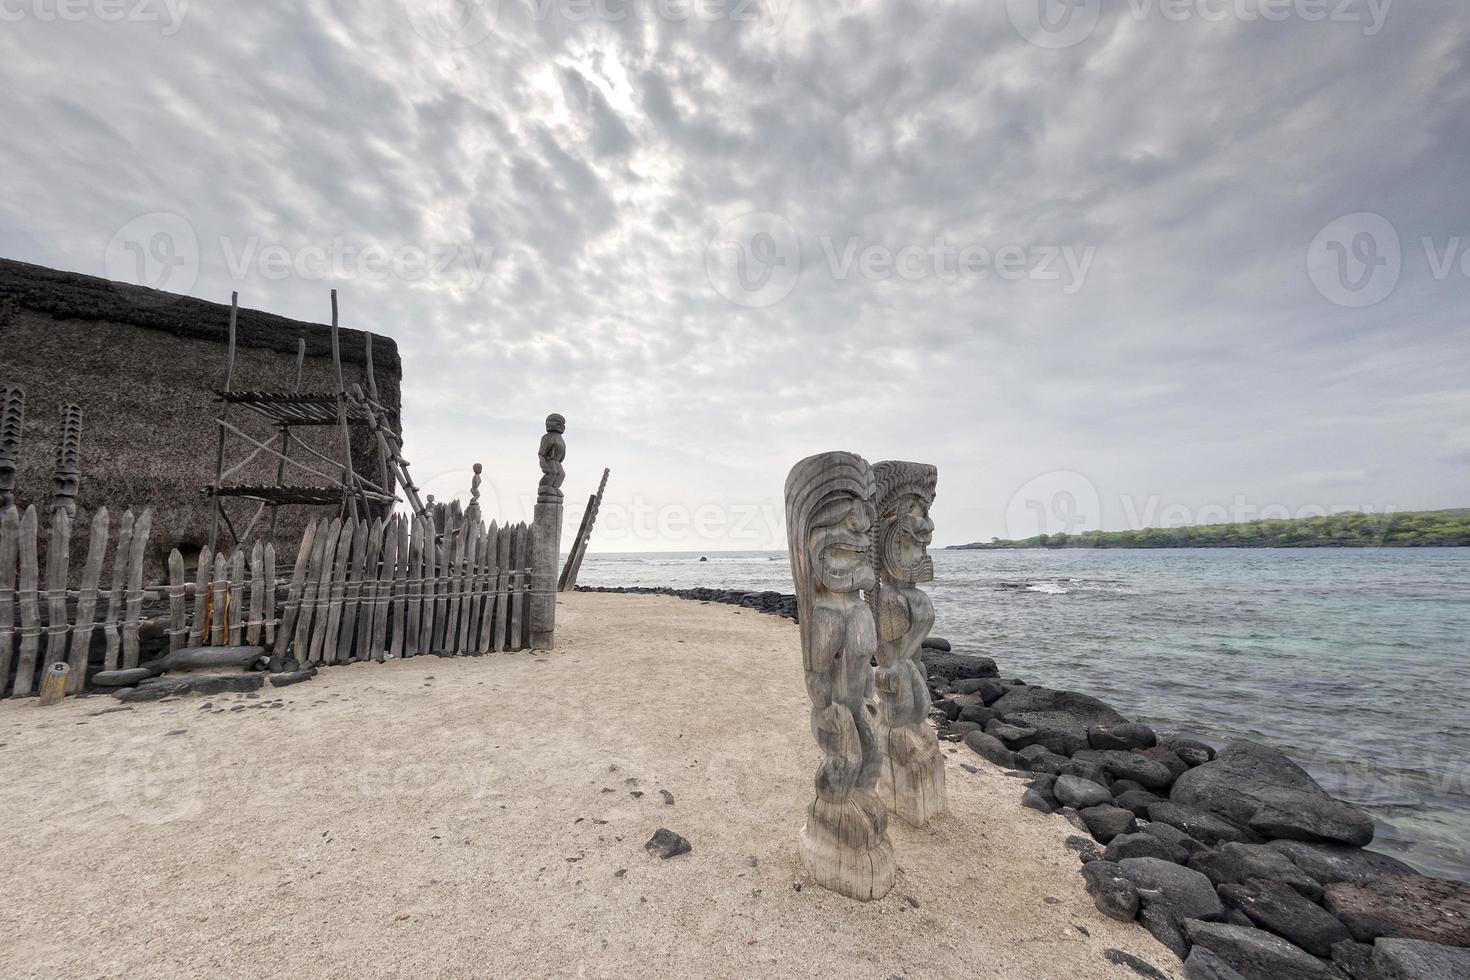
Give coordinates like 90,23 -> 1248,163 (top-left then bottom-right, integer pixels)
950,509 -> 1470,550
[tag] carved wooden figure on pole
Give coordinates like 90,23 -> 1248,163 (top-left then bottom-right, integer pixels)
51,403 -> 82,519
531,414 -> 566,650
784,451 -> 894,901
870,460 -> 945,827
0,385 -> 23,512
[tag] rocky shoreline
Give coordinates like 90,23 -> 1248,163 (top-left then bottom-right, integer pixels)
580,585 -> 1470,980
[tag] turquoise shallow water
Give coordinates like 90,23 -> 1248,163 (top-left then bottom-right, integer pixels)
575,548 -> 1470,879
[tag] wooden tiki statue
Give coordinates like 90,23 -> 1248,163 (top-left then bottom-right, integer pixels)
0,385 -> 23,511
870,460 -> 945,827
784,451 -> 894,901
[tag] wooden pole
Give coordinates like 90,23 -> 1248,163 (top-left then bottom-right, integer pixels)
37,661 -> 69,706
209,292 -> 239,553
12,506 -> 41,696
67,507 -> 110,692
0,506 -> 21,692
41,508 -> 71,673
330,290 -> 360,524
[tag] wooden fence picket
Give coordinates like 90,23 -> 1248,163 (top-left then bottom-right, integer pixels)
405,516 -> 423,658
189,543 -> 211,648
316,519 -> 354,664
277,519 -> 317,655
227,546 -> 245,647
42,510 -> 71,673
294,517 -> 335,661
433,530 -> 451,653
167,548 -> 186,654
390,515 -> 408,660
67,507 -> 109,691
337,519 -> 369,663
445,524 -> 466,654
508,523 -> 527,652
263,543 -> 276,648
477,522 -> 500,653
460,522 -> 485,654
121,509 -> 151,669
104,511 -> 135,667
0,507 -> 19,693
13,505 -> 41,696
419,516 -> 436,655
247,541 -> 264,646
209,551 -> 228,647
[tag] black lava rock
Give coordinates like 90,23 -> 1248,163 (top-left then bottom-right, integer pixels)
963,730 -> 1016,769
1182,920 -> 1347,980
1188,843 -> 1323,902
644,828 -> 692,859
1081,860 -> 1140,922
1105,833 -> 1188,865
1148,801 -> 1253,847
1089,723 -> 1158,751
1080,805 -> 1139,843
1218,877 -> 1351,957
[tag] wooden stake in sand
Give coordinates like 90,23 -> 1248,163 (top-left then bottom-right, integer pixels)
37,661 -> 69,706
784,451 -> 894,901
869,461 -> 946,828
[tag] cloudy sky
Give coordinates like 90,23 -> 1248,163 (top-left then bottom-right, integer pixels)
2,0 -> 1467,550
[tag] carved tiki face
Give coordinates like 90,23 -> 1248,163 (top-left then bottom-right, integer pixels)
873,461 -> 937,586
546,413 -> 566,434
810,491 -> 878,594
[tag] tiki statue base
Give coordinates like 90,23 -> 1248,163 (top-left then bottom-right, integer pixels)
877,725 -> 948,828
798,797 -> 895,902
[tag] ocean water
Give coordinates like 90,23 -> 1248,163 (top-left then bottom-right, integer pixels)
575,548 -> 1470,879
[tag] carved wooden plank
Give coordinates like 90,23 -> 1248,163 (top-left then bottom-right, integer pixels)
188,542 -> 211,648
476,522 -> 499,653
42,509 -> 71,673
0,507 -> 20,693
293,518 -> 335,662
227,545 -> 246,647
405,516 -> 423,658
209,550 -> 229,648
492,522 -> 511,653
67,507 -> 109,692
336,518 -> 370,663
390,515 -> 408,660
508,523 -> 527,652
104,511 -> 135,665
247,541 -> 264,646
119,542 -> 157,662
276,520 -> 316,656
263,543 -> 276,648
419,516 -> 437,655
316,519 -> 355,664
432,529 -> 452,653
372,515 -> 396,661
12,506 -> 41,696
167,547 -> 186,654
0,385 -> 24,512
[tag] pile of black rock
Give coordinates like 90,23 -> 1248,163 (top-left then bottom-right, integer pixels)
923,640 -> 1470,980
575,585 -> 798,621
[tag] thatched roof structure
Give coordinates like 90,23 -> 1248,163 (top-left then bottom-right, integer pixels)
0,258 -> 403,579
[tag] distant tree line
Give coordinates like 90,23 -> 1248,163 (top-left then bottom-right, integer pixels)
951,510 -> 1470,550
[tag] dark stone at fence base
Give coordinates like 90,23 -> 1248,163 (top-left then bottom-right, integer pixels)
921,651 -> 999,684
1081,860 -> 1140,922
1119,857 -> 1224,924
920,636 -> 951,652
92,666 -> 163,686
1143,821 -> 1207,856
1140,904 -> 1191,960
1189,843 -> 1323,902
1329,940 -> 1376,980
1103,948 -> 1172,980
269,668 -> 318,688
644,828 -> 691,859
963,730 -> 1016,769
1115,789 -> 1161,818
1219,878 -> 1351,957
1080,805 -> 1139,843
114,673 -> 264,701
1090,723 -> 1158,751
1373,938 -> 1470,980
957,703 -> 996,726
1006,710 -> 1091,756
1170,740 -> 1375,847
1067,835 -> 1104,864
987,719 -> 1039,748
1106,833 -> 1188,865
1015,744 -> 1067,777
947,721 -> 983,739
1323,875 -> 1470,946
1181,920 -> 1346,980
1183,946 -> 1250,980
933,698 -> 962,721
1021,788 -> 1057,814
1266,840 -> 1418,886
1074,750 -> 1177,790
990,686 -> 1128,727
1148,801 -> 1253,847
1061,758 -> 1114,786
1055,775 -> 1114,810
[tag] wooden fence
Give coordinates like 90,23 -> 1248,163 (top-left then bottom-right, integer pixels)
1,506 -> 539,698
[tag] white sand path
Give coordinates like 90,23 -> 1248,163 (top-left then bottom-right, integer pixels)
0,592 -> 1180,979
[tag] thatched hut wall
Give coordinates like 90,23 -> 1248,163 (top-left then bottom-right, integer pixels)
0,258 -> 402,581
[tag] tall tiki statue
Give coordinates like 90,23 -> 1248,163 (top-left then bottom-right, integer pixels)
785,451 -> 894,901
871,461 -> 945,826
51,403 -> 82,519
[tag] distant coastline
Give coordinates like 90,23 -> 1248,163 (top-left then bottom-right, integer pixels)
948,509 -> 1470,550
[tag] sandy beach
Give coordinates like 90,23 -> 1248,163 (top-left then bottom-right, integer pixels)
0,592 -> 1178,979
